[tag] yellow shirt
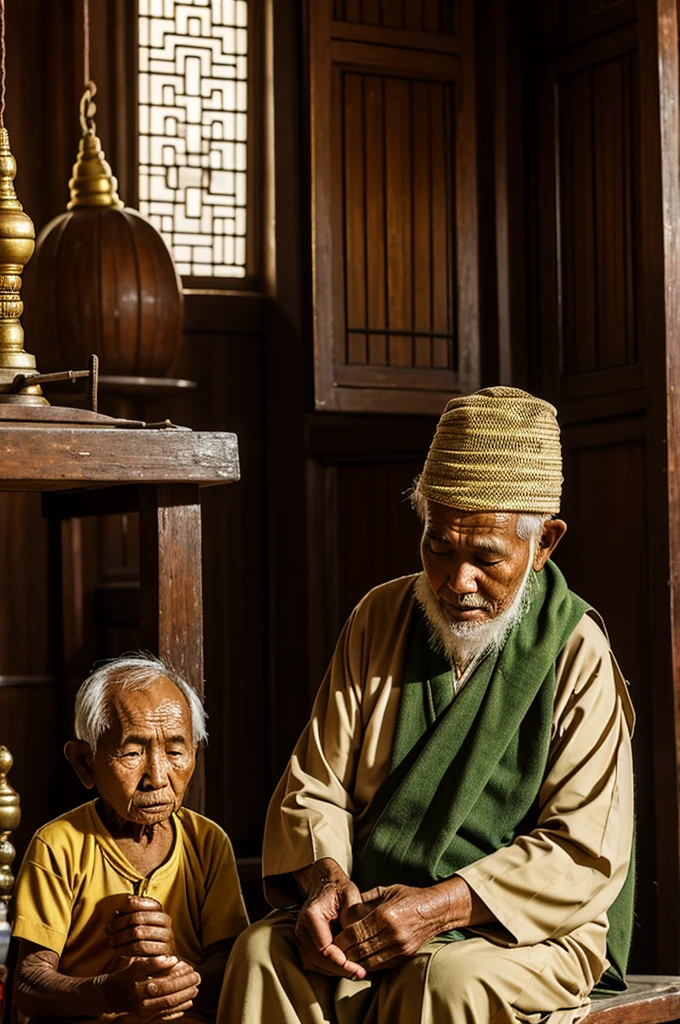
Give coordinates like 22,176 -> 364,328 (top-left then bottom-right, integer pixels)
13,801 -> 249,977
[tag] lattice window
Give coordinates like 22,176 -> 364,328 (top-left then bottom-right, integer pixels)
138,0 -> 248,279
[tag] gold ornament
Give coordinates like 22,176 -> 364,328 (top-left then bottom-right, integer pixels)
0,128 -> 47,405
0,746 -> 20,928
67,83 -> 123,210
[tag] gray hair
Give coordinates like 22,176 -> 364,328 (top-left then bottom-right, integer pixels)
407,477 -> 550,543
74,653 -> 208,751
516,513 -> 550,543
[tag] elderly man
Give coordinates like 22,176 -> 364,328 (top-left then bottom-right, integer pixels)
220,387 -> 634,1024
12,655 -> 249,1023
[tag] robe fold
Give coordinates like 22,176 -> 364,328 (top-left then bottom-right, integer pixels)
353,563 -> 633,995
263,568 -> 635,995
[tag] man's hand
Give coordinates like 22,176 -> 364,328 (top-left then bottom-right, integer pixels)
107,895 -> 177,958
293,858 -> 367,980
336,878 -> 493,972
103,955 -> 200,1020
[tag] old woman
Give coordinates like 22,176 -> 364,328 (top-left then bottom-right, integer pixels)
13,655 -> 248,1022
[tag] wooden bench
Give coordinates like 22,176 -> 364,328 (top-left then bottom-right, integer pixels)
584,978 -> 680,1023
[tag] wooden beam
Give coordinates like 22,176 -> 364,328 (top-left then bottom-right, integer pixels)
637,0 -> 680,974
0,428 -> 239,488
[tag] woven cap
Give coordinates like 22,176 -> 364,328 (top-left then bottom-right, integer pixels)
419,386 -> 562,513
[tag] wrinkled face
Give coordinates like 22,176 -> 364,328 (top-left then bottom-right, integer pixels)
420,502 -> 534,624
91,676 -> 196,826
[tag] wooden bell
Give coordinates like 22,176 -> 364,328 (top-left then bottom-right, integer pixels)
25,84 -> 183,378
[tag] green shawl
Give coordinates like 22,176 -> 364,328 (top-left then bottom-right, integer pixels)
353,561 -> 633,996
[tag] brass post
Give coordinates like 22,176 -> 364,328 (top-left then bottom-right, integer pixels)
0,128 -> 47,405
0,746 -> 20,949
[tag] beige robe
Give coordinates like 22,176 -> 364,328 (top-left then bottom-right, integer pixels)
220,573 -> 635,1024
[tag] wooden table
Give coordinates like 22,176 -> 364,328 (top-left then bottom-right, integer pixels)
0,423 -> 240,809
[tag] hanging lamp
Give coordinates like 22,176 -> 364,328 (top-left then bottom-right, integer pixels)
26,0 -> 184,380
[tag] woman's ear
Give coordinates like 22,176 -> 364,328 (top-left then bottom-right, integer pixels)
533,519 -> 567,571
64,740 -> 96,789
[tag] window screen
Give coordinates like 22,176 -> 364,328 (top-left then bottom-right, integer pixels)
138,0 -> 248,278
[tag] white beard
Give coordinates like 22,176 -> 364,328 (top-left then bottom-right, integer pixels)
413,557 -> 536,674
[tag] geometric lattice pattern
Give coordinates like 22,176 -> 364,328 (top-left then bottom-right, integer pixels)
138,0 -> 248,278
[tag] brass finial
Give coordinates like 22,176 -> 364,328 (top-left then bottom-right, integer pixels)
68,83 -> 123,209
0,127 -> 46,405
0,746 -> 20,927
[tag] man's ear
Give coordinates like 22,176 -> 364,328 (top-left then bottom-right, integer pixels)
64,740 -> 96,789
533,518 -> 567,572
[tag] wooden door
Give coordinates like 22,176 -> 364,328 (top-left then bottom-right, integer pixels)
526,0 -> 680,973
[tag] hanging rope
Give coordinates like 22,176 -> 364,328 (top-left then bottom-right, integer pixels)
83,0 -> 90,88
0,0 -> 7,130
79,0 -> 97,136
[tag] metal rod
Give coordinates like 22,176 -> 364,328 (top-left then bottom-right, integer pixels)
13,370 -> 91,388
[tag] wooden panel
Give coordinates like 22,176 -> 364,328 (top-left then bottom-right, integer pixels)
310,0 -> 478,413
335,461 -> 423,621
307,457 -> 425,689
334,0 -> 455,34
307,413 -> 437,460
340,72 -> 455,372
430,80 -> 454,368
0,494 -> 49,676
559,433 -> 654,971
344,73 -> 368,365
384,76 -> 413,367
638,0 -> 680,977
381,0 -> 404,29
540,0 -> 635,42
526,0 -> 680,975
365,76 -> 387,365
413,79 -> 432,368
558,49 -> 640,377
557,0 -> 630,23
336,68 -> 458,373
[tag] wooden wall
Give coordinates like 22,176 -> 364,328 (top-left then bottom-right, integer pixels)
518,0 -> 680,973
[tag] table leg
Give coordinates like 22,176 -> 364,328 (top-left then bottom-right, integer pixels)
139,484 -> 205,812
